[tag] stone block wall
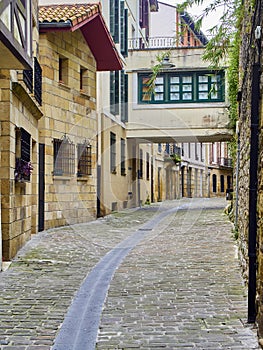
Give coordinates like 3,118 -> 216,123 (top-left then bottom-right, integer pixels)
39,30 -> 97,229
0,69 -> 40,260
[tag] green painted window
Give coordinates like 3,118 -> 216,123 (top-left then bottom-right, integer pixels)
138,71 -> 225,104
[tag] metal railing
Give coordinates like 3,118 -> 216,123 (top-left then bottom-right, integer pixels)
128,36 -> 206,50
218,157 -> 233,167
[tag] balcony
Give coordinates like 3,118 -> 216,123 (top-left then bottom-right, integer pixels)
0,0 -> 32,69
218,157 -> 233,168
128,36 -> 207,50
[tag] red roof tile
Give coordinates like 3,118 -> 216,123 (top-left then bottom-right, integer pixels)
39,4 -> 101,26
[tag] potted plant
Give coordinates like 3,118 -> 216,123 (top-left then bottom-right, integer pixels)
15,158 -> 33,182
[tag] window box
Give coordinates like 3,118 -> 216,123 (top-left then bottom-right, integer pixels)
15,158 -> 33,182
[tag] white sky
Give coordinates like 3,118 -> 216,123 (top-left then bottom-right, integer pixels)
161,0 -> 224,35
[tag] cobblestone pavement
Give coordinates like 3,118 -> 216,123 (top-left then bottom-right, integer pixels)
0,198 -> 260,349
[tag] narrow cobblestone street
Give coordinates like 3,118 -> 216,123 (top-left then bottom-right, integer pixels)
0,198 -> 260,349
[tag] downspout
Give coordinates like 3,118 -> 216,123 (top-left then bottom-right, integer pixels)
234,121 -> 240,229
247,23 -> 261,323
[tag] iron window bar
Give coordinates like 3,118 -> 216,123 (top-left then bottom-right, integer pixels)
77,140 -> 92,177
53,134 -> 75,176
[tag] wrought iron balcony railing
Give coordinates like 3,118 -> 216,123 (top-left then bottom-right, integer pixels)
218,157 -> 233,167
128,36 -> 206,50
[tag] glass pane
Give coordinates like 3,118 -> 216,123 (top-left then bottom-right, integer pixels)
170,85 -> 179,92
142,77 -> 150,85
199,92 -> 208,99
155,77 -> 164,84
154,93 -> 164,101
170,93 -> 180,100
182,76 -> 192,83
142,93 -> 151,101
211,92 -> 218,99
170,76 -> 180,83
198,75 -> 208,82
199,83 -> 208,91
211,75 -> 219,82
155,85 -> 164,93
183,93 -> 192,100
183,85 -> 192,92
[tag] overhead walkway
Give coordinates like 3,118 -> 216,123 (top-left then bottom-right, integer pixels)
126,46 -> 232,143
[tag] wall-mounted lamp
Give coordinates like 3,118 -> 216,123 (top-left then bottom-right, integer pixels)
161,55 -> 175,68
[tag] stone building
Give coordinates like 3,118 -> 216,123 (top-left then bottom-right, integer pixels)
0,0 -> 42,262
38,4 -> 122,228
235,0 -> 263,334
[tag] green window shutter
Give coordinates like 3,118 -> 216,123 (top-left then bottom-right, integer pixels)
120,2 -> 128,57
110,0 -> 119,43
121,70 -> 128,122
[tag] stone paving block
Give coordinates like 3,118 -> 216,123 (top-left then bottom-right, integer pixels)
0,198 -> 260,349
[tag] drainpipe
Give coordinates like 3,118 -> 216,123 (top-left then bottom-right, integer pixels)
234,121 -> 240,229
247,24 -> 261,324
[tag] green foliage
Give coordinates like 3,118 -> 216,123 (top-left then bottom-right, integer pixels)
147,51 -> 171,94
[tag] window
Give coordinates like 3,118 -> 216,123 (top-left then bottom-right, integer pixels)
53,136 -> 75,176
200,142 -> 204,161
138,71 -> 225,104
110,71 -> 120,115
77,142 -> 92,177
220,175 -> 225,193
121,138 -> 126,175
188,143 -> 191,158
15,128 -> 32,182
195,143 -> 199,160
59,57 -> 69,85
80,68 -> 86,91
212,174 -> 217,193
146,152 -> 150,180
158,143 -> 162,153
139,0 -> 149,30
110,132 -> 117,173
139,149 -> 143,179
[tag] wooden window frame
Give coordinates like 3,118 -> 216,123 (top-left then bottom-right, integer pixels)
138,71 -> 225,104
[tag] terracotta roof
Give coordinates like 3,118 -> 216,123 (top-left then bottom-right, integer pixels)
38,3 -> 123,71
39,4 -> 101,27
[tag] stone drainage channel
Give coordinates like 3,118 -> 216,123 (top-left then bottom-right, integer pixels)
51,203 -> 201,350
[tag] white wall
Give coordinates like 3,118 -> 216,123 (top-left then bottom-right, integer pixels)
150,2 -> 177,37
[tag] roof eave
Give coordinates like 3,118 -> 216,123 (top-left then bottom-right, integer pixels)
39,14 -> 123,71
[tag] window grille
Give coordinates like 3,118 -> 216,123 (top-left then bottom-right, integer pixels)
77,142 -> 92,176
15,128 -> 32,182
121,138 -> 126,175
110,132 -> 117,173
23,69 -> 33,92
53,135 -> 75,176
34,57 -> 42,105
